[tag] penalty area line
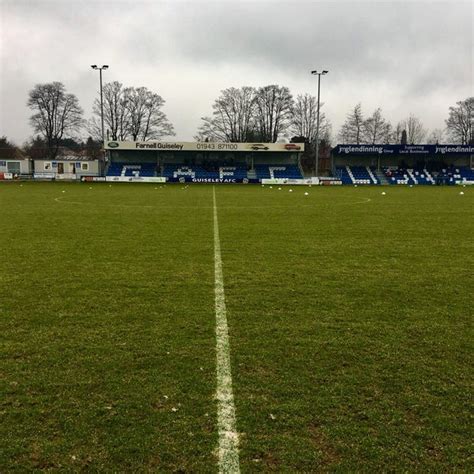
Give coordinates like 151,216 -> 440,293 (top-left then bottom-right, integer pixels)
213,186 -> 240,473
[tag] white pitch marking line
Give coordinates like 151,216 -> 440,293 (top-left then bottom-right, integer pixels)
213,186 -> 240,473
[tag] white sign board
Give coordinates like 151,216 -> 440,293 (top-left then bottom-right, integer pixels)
104,141 -> 304,153
262,178 -> 319,185
105,176 -> 167,183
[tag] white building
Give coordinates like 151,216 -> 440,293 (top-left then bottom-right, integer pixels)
0,157 -> 31,178
33,156 -> 100,179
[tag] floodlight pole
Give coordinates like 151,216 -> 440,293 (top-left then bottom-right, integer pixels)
91,65 -> 109,144
311,69 -> 328,177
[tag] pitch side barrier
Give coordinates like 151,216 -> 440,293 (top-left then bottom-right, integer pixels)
80,176 -> 346,185
81,176 -> 259,184
167,177 -> 260,184
104,176 -> 166,183
262,178 -> 342,185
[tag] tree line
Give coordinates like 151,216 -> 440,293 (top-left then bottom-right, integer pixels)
1,81 -> 472,159
337,104 -> 447,145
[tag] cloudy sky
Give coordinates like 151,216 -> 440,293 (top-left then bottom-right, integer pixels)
0,0 -> 472,145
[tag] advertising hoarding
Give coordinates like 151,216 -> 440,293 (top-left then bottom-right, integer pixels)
104,141 -> 304,153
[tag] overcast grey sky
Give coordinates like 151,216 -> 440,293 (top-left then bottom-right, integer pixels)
0,0 -> 472,145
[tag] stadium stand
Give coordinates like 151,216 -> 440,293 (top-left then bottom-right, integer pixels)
163,165 -> 197,179
436,166 -> 474,185
271,164 -> 303,179
336,166 -> 378,184
384,167 -> 414,185
219,164 -> 248,180
162,163 -> 248,180
458,167 -> 474,183
383,167 -> 460,185
161,163 -> 302,180
336,166 -> 353,184
254,164 -> 303,180
412,169 -> 435,185
107,163 -> 156,177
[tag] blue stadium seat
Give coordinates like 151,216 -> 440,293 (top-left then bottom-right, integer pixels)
107,162 -> 156,177
336,166 -> 377,184
254,164 -> 303,179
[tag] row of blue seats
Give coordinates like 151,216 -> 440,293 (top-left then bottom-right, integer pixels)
107,163 -> 156,177
107,162 -> 303,180
254,164 -> 302,179
163,164 -> 302,180
337,166 -> 473,185
437,167 -> 474,183
336,166 -> 377,184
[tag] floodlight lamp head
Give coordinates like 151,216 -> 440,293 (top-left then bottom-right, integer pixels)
102,65 -> 109,69
311,70 -> 318,75
322,70 -> 328,74
91,65 -> 97,69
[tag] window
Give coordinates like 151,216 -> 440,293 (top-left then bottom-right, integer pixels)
7,161 -> 20,173
81,162 -> 89,171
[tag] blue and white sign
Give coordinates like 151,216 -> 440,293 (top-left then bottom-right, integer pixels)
334,144 -> 474,155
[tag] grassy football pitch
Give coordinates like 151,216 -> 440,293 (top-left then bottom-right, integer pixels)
1,182 -> 472,471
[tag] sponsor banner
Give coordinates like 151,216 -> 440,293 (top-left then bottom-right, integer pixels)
262,178 -> 319,185
318,176 -> 342,185
105,176 -> 167,183
81,176 -> 106,182
104,140 -> 304,153
55,173 -> 77,180
168,177 -> 255,183
335,144 -> 474,155
1,172 -> 14,180
34,173 -> 55,179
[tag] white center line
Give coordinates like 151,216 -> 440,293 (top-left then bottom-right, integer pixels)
213,186 -> 240,473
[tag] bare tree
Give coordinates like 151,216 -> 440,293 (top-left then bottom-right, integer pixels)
338,103 -> 364,144
445,97 -> 474,144
427,128 -> 445,144
362,108 -> 392,143
254,85 -> 294,142
125,87 -> 174,140
90,81 -> 130,141
27,82 -> 83,159
290,93 -> 332,144
90,82 -> 174,141
392,121 -> 405,144
195,87 -> 257,142
194,118 -> 229,142
395,115 -> 426,144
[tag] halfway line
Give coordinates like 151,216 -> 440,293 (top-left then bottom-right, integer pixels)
213,186 -> 240,473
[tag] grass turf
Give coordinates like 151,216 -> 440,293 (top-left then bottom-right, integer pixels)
0,182 -> 472,471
